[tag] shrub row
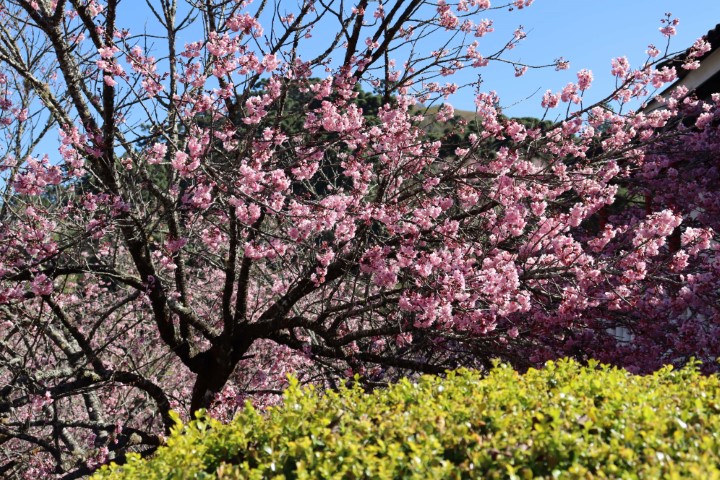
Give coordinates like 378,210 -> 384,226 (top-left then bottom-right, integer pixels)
94,359 -> 720,479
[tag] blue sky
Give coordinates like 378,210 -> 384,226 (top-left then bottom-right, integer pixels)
11,0 -> 720,166
117,1 -> 720,121
443,0 -> 720,117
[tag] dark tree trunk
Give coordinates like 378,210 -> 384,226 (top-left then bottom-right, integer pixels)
189,339 -> 252,413
190,364 -> 234,413
668,226 -> 681,253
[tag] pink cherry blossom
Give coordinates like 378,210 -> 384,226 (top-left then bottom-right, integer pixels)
1,3 -> 718,477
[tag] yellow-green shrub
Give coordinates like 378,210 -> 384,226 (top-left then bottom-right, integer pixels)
94,359 -> 720,479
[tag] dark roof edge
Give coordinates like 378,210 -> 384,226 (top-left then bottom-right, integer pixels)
658,22 -> 720,81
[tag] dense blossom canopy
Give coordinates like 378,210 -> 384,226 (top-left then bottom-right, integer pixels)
0,0 -> 718,477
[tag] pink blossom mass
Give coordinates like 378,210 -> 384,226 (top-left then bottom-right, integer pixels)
0,0 -> 719,477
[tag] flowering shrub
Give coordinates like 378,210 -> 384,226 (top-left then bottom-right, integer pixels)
94,359 -> 720,479
0,0 -> 719,475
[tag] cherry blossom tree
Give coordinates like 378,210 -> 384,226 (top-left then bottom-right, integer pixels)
0,0 -> 718,477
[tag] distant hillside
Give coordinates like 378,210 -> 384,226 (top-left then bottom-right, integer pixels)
410,105 -> 478,136
411,105 -> 552,137
415,105 -> 478,120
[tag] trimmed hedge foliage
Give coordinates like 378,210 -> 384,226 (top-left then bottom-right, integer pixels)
94,359 -> 720,479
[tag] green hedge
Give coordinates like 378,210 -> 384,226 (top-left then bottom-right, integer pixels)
94,359 -> 720,479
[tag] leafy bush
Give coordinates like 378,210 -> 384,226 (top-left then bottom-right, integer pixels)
94,359 -> 720,479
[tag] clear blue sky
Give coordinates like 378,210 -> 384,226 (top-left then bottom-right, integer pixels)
118,1 -> 720,121
20,0 -> 720,164
444,0 -> 720,118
